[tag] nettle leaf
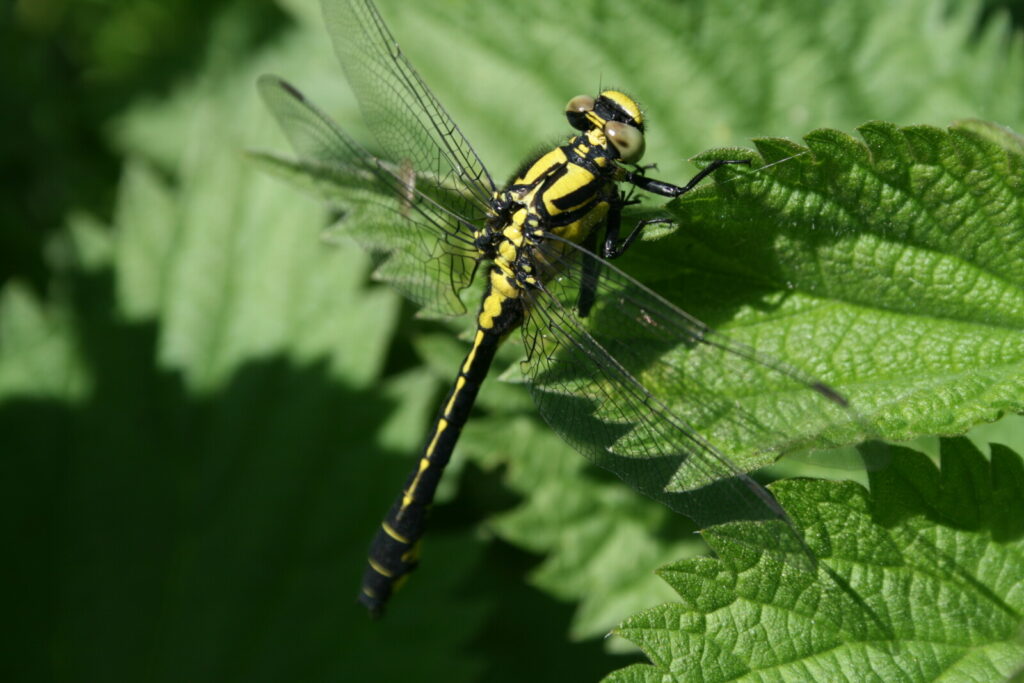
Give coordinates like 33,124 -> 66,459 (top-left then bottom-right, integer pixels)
459,415 -> 700,643
607,438 -> 1024,682
612,120 -> 1024,462
112,60 -> 400,393
0,282 -> 90,401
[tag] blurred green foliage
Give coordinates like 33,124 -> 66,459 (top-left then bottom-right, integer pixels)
3,0 -> 1023,681
2,0 -> 286,290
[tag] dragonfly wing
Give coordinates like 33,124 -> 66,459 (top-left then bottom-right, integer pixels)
258,75 -> 482,318
520,236 -> 857,561
321,0 -> 498,212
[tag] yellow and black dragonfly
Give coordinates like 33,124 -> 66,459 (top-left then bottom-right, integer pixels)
257,0 -> 850,616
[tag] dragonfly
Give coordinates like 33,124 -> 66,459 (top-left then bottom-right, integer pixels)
256,0 -> 852,616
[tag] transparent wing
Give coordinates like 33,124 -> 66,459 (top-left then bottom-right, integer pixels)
258,75 -> 483,317
520,236 -> 858,562
321,0 -> 497,211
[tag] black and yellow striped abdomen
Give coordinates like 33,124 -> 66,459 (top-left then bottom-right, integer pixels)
358,272 -> 525,616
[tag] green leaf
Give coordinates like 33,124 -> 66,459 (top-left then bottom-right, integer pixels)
112,160 -> 179,319
112,63 -> 400,393
66,211 -> 115,273
0,282 -> 90,401
612,120 -> 1024,462
607,438 -> 1024,682
459,415 -> 699,643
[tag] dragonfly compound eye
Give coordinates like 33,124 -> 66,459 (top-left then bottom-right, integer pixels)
565,94 -> 596,131
605,120 -> 646,163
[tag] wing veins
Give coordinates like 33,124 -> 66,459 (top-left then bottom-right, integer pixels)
335,0 -> 496,207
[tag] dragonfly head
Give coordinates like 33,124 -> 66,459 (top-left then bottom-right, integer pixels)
565,91 -> 646,164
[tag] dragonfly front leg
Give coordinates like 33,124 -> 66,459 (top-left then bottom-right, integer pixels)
623,158 -> 750,198
576,224 -> 602,319
602,159 -> 751,259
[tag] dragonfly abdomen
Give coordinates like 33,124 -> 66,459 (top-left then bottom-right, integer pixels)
359,278 -> 524,616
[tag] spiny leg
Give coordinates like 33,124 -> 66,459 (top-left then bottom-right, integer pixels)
623,158 -> 750,198
603,159 -> 751,259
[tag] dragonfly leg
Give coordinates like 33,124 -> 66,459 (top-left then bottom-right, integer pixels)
602,217 -> 674,260
601,158 -> 751,259
578,193 -> 660,317
576,228 -> 602,318
624,158 -> 750,198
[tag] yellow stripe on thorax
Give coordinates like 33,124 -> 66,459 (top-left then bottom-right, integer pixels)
554,202 -> 609,245
515,148 -> 568,185
542,163 -> 598,216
